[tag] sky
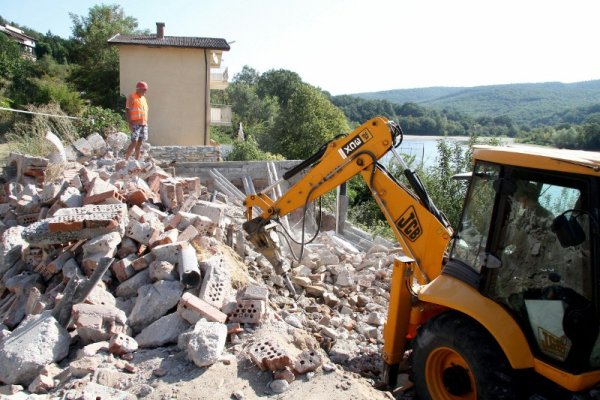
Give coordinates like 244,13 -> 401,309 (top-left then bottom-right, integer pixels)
2,0 -> 599,95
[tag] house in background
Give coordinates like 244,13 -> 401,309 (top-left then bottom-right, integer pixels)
0,24 -> 36,59
108,23 -> 231,146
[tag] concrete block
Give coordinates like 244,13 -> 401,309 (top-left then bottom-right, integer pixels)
178,292 -> 227,323
72,137 -> 93,156
86,132 -> 107,156
228,300 -> 265,324
125,219 -> 160,246
190,200 -> 226,226
151,243 -> 183,265
59,187 -> 83,208
242,285 -> 269,301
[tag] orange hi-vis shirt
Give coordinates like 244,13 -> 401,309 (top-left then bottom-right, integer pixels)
126,92 -> 148,125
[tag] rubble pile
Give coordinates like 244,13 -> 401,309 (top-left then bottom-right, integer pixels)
0,132 -> 401,398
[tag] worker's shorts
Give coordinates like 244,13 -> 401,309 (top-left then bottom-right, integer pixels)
131,124 -> 148,141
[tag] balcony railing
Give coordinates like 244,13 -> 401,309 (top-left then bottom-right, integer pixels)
210,105 -> 232,126
210,67 -> 229,90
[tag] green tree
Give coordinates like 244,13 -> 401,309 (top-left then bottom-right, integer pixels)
68,4 -> 139,109
233,65 -> 260,85
257,69 -> 303,107
269,83 -> 349,159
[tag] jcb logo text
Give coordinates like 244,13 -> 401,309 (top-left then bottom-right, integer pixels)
396,206 -> 423,242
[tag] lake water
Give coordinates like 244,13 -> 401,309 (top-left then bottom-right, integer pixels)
384,135 -> 515,169
383,135 -> 470,169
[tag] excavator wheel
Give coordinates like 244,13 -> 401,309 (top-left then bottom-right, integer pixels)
411,311 -> 520,400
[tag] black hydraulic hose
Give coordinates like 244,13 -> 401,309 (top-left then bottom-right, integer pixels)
403,168 -> 451,228
282,134 -> 346,181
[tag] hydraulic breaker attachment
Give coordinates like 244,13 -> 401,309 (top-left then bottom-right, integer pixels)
243,217 -> 297,297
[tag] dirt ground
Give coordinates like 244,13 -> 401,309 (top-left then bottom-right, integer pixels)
120,346 -> 394,400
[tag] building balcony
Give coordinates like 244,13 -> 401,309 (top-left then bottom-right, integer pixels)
210,104 -> 232,126
210,67 -> 229,90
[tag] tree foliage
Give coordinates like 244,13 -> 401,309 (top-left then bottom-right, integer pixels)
270,83 -> 349,159
68,4 -> 139,109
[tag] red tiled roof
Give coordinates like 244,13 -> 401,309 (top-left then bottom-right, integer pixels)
108,34 -> 230,50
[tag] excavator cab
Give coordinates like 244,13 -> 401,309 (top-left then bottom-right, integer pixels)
401,146 -> 600,399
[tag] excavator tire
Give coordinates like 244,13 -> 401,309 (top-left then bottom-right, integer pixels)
411,311 -> 520,400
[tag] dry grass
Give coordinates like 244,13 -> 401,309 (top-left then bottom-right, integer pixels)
0,143 -> 11,167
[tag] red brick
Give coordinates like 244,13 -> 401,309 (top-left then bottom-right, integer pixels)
48,219 -> 84,232
179,292 -> 227,323
84,189 -> 124,205
127,190 -> 148,207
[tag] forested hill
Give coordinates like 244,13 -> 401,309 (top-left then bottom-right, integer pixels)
353,80 -> 600,125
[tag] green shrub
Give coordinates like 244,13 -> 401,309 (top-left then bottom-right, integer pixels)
226,135 -> 284,161
76,105 -> 127,137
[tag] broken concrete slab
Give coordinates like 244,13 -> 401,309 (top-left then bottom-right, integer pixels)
23,204 -> 128,245
72,303 -> 128,344
0,311 -> 70,385
135,312 -> 190,348
128,280 -> 184,332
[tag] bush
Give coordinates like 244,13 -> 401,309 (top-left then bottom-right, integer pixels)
6,103 -> 79,156
76,105 -> 127,137
226,135 -> 284,161
32,77 -> 84,116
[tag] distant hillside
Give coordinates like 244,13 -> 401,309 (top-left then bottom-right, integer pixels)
353,80 -> 600,125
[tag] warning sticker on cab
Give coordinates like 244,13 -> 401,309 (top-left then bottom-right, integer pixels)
338,129 -> 373,159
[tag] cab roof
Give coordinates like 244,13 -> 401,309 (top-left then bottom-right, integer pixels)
472,145 -> 600,176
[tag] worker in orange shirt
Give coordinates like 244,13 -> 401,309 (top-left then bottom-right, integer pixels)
124,81 -> 149,161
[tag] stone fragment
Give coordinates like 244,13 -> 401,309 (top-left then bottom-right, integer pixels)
150,243 -> 183,264
0,226 -> 25,274
0,311 -> 70,385
28,373 -> 55,394
72,303 -> 128,344
108,333 -> 138,355
115,269 -> 151,298
64,381 -> 136,400
292,350 -> 323,374
180,320 -> 227,367
367,311 -> 386,326
269,379 -> 290,394
242,284 -> 269,301
135,312 -> 190,348
273,368 -> 295,383
148,261 -> 176,284
128,280 -> 184,332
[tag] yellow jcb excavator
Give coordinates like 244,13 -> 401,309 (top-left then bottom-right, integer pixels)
243,116 -> 600,399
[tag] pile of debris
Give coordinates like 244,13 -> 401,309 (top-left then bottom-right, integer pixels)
0,132 -> 401,398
